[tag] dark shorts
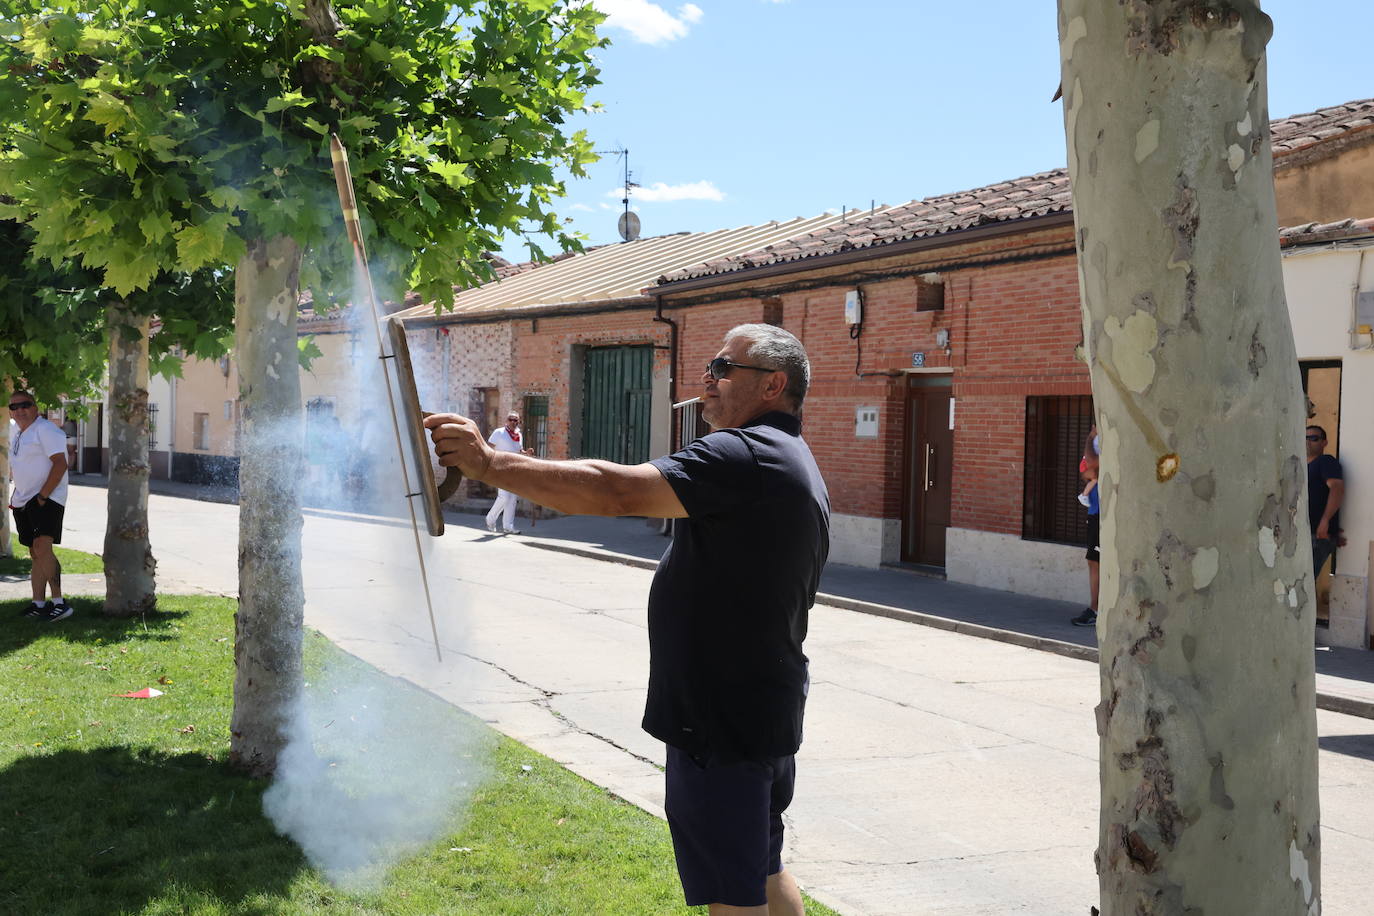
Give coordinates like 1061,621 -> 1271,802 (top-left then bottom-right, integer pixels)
1312,536 -> 1336,579
1085,514 -> 1100,562
12,497 -> 64,547
664,745 -> 795,907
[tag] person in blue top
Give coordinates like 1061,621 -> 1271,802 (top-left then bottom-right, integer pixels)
426,324 -> 830,915
1306,424 -> 1344,581
1071,427 -> 1101,627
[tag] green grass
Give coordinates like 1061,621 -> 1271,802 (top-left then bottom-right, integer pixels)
0,594 -> 840,915
2,533 -> 106,576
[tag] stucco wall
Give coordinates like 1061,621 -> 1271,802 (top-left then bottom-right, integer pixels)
1281,240 -> 1374,647
1276,141 -> 1374,228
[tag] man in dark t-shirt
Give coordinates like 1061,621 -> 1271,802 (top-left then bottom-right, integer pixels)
1306,424 -> 1344,580
426,324 -> 830,914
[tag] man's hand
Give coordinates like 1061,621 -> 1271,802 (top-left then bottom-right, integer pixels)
1316,520 -> 1330,541
424,413 -> 494,481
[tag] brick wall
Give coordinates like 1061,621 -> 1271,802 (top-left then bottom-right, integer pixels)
655,226 -> 1090,537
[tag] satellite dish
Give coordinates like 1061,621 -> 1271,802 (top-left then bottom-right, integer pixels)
618,210 -> 641,242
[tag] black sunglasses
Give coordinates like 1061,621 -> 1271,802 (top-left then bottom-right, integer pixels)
1305,434 -> 1322,442
706,357 -> 775,380
8,400 -> 34,410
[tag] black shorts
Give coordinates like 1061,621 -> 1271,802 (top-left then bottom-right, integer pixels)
12,497 -> 64,547
1085,514 -> 1100,562
663,745 -> 795,908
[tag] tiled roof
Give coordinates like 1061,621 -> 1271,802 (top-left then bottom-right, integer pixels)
393,211 -> 893,321
661,97 -> 1374,285
659,171 -> 1072,283
1278,217 -> 1374,246
1270,98 -> 1374,156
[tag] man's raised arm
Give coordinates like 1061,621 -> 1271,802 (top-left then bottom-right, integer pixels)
424,413 -> 686,519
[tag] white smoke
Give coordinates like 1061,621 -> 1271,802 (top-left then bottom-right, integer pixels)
263,262 -> 481,888
263,666 -> 488,889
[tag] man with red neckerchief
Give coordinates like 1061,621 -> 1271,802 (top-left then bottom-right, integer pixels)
485,411 -> 534,534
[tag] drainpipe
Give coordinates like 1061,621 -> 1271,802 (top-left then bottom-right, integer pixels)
652,294 -> 679,445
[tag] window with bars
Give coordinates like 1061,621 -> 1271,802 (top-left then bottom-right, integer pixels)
1023,395 -> 1095,545
147,403 -> 159,448
522,395 -> 549,458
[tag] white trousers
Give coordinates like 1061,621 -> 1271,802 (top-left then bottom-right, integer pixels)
487,489 -> 517,531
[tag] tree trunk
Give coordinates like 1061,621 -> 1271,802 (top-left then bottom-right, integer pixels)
229,235 -> 306,777
1,381 -> 11,557
103,305 -> 157,614
1057,2 -> 1320,912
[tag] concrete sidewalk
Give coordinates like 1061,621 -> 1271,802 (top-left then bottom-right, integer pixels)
35,474 -> 1374,721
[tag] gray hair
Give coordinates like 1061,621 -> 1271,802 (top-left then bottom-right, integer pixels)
725,323 -> 810,410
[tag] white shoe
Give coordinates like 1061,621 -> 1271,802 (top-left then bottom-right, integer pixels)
503,528 -> 522,535
485,519 -> 498,532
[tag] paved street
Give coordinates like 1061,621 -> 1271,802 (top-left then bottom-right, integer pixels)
22,485 -> 1374,914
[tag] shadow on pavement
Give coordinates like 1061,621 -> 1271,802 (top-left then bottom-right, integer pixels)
1318,733 -> 1374,761
0,746 -> 301,915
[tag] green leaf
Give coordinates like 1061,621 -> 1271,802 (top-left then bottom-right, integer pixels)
298,334 -> 324,370
426,159 -> 473,189
138,210 -> 176,244
265,90 -> 310,113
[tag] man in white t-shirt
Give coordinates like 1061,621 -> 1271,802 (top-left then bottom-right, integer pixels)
485,411 -> 534,533
8,390 -> 73,621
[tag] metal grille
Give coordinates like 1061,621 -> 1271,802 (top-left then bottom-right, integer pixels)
522,395 -> 549,458
1023,395 -> 1094,545
147,403 -> 159,448
678,399 -> 708,450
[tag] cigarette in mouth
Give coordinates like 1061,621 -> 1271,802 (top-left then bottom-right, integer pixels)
672,396 -> 702,410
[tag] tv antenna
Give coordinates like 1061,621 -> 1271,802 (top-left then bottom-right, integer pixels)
597,146 -> 640,241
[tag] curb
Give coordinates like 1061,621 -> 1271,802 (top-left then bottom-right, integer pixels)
524,538 -> 1374,721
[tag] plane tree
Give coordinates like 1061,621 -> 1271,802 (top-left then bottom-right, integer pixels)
1057,1 -> 1320,910
0,0 -> 603,774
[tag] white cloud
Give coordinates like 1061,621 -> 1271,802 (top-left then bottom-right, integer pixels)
608,180 -> 725,202
568,203 -> 596,212
594,0 -> 703,44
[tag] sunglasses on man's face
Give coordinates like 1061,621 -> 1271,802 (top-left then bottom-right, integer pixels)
1306,435 -> 1322,442
8,401 -> 34,410
705,357 -> 775,380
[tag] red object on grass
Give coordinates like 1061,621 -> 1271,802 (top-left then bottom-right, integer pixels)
115,687 -> 164,699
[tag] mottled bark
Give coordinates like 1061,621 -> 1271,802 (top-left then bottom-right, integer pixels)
1058,1 -> 1320,912
1,382 -> 11,557
103,305 -> 157,615
228,235 -> 306,777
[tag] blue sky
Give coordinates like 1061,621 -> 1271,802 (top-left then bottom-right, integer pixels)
500,0 -> 1374,261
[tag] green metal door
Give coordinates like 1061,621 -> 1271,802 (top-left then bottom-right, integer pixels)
582,345 -> 653,464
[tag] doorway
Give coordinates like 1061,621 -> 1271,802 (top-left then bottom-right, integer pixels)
1301,359 -> 1342,628
580,345 -> 653,464
901,375 -> 954,567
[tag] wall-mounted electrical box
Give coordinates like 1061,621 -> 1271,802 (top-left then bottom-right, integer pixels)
1357,290 -> 1374,335
855,406 -> 879,438
844,290 -> 862,326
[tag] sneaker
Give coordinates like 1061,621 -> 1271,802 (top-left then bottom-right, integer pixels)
23,601 -> 52,618
44,601 -> 74,622
485,519 -> 498,533
502,528 -> 522,535
1071,608 -> 1097,627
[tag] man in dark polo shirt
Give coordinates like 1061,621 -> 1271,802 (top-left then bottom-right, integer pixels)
427,324 -> 830,914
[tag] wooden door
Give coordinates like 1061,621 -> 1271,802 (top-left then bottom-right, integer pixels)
901,377 -> 954,566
